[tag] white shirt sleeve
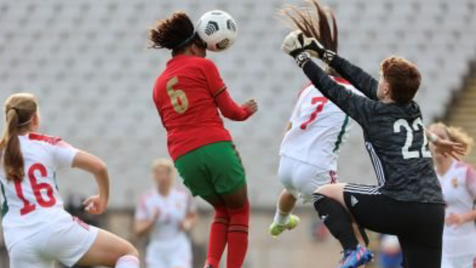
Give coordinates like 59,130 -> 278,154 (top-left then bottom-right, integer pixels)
465,166 -> 476,200
135,195 -> 152,221
187,193 -> 197,214
52,140 -> 79,170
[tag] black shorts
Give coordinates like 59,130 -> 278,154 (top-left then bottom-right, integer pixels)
343,183 -> 445,268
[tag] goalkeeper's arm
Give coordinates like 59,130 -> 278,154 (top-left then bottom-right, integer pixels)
328,56 -> 379,100
300,58 -> 376,128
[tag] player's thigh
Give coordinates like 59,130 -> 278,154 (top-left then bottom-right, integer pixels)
315,183 -> 347,207
278,156 -> 296,190
169,240 -> 193,268
205,142 -> 248,209
76,229 -> 138,267
174,148 -> 217,198
9,240 -> 54,268
293,164 -> 335,202
44,217 -> 100,268
398,235 -> 442,268
145,246 -> 169,268
341,187 -> 403,234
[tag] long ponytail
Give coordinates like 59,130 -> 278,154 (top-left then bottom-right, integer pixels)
0,93 -> 38,181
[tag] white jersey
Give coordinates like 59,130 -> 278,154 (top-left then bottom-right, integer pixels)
0,133 -> 78,250
135,187 -> 196,242
438,160 -> 476,258
280,77 -> 359,171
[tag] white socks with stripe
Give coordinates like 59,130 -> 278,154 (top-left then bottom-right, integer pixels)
115,255 -> 140,268
274,208 -> 291,225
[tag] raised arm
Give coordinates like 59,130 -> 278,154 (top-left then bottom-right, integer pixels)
281,30 -> 377,126
200,58 -> 257,121
330,56 -> 379,100
301,59 -> 375,127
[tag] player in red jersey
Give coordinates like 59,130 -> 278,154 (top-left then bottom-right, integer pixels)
149,12 -> 258,268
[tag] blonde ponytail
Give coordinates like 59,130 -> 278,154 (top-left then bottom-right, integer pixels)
0,93 -> 38,181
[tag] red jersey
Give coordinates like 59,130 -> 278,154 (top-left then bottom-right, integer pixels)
153,55 -> 251,160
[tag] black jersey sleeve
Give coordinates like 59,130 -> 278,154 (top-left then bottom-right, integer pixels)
330,55 -> 379,100
302,59 -> 377,127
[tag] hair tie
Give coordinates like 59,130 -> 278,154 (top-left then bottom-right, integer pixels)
17,117 -> 33,127
173,32 -> 196,50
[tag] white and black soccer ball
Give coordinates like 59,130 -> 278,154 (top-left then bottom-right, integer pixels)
196,10 -> 238,52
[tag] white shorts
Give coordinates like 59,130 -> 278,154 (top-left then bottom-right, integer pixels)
442,254 -> 476,268
146,235 -> 192,268
9,216 -> 98,268
278,155 -> 337,202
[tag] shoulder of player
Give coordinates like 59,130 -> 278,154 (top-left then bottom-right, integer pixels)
27,133 -> 69,147
455,161 -> 476,175
138,189 -> 156,204
187,56 -> 217,69
173,186 -> 192,199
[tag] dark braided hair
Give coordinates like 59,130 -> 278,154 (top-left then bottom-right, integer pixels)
148,12 -> 204,54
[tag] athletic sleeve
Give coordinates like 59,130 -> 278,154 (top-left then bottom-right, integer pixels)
465,166 -> 476,199
302,60 -> 377,127
135,195 -> 152,221
186,192 -> 197,214
330,55 -> 379,100
201,59 -> 226,97
52,140 -> 79,170
215,90 -> 252,121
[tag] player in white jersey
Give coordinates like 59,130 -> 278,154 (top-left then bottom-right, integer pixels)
0,93 -> 140,268
268,2 -> 364,236
134,159 -> 197,268
429,123 -> 476,268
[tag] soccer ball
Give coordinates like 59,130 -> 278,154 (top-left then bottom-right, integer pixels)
196,10 -> 238,52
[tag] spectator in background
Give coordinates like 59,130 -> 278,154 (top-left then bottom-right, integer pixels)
378,235 -> 402,268
134,159 -> 197,268
429,123 -> 476,268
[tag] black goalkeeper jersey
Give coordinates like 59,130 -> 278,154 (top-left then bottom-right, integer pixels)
302,55 -> 444,204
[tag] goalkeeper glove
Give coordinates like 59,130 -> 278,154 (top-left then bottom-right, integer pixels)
281,30 -> 337,67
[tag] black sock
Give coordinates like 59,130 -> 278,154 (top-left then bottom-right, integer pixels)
312,193 -> 359,251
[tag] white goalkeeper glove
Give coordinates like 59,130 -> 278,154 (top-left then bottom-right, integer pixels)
281,30 -> 336,67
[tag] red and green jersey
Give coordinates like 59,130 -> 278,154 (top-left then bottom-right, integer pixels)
153,55 -> 251,160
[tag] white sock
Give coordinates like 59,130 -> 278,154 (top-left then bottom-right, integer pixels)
274,208 -> 291,225
116,255 -> 140,268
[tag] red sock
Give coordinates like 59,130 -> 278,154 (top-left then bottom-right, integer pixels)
227,201 -> 250,268
206,206 -> 229,268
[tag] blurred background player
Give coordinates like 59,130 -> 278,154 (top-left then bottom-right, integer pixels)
377,235 -> 402,268
149,12 -> 258,268
429,123 -> 476,268
269,0 -> 360,237
0,93 -> 140,268
134,158 -> 197,268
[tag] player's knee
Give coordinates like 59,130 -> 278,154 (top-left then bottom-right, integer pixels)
228,200 -> 249,227
121,241 -> 140,258
213,206 -> 230,224
315,184 -> 332,196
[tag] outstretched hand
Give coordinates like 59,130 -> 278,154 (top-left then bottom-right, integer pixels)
281,30 -> 335,64
433,138 -> 466,160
